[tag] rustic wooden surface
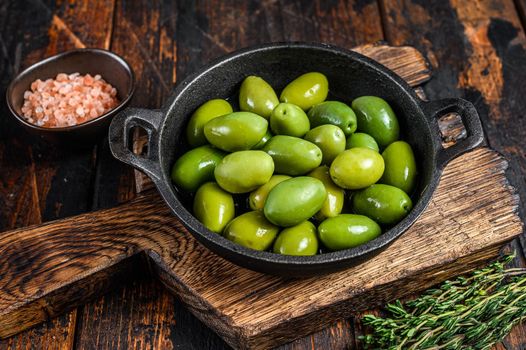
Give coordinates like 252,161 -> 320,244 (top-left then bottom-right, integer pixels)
0,0 -> 525,349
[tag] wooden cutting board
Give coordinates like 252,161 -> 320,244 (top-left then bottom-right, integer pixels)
0,44 -> 522,350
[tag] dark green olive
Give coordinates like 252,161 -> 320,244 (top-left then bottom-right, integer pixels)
264,177 -> 327,227
346,132 -> 379,152
307,101 -> 357,136
171,145 -> 225,192
239,76 -> 279,119
280,72 -> 329,110
223,211 -> 279,251
270,103 -> 310,137
214,150 -> 274,193
330,148 -> 384,190
380,141 -> 417,194
352,184 -> 413,225
186,99 -> 233,147
263,135 -> 322,175
193,182 -> 235,233
351,96 -> 399,148
272,221 -> 318,256
204,112 -> 268,152
249,175 -> 292,211
304,125 -> 346,165
318,214 -> 381,251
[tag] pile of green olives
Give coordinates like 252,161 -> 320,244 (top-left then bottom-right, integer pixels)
171,72 -> 417,256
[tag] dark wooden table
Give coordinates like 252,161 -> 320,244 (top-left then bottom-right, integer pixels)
1,1 -> 525,349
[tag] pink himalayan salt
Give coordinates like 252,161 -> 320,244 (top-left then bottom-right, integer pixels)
21,73 -> 119,128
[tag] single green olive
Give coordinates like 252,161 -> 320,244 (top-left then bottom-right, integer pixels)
223,211 -> 279,251
204,112 -> 268,152
351,96 -> 400,148
308,165 -> 344,220
214,150 -> 274,193
272,221 -> 318,256
346,132 -> 379,152
186,99 -> 233,147
264,176 -> 327,227
280,72 -> 329,110
352,184 -> 413,225
304,125 -> 346,165
263,135 -> 322,175
249,175 -> 292,211
330,148 -> 385,190
171,145 -> 225,192
380,141 -> 417,194
318,214 -> 381,251
252,129 -> 273,149
193,182 -> 235,233
270,103 -> 310,137
239,76 -> 279,119
307,101 -> 357,136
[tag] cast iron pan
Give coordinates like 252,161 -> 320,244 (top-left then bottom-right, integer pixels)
108,42 -> 484,276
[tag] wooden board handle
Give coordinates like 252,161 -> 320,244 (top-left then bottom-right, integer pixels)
0,192 -> 179,339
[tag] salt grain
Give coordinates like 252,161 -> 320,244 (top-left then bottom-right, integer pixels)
21,72 -> 119,128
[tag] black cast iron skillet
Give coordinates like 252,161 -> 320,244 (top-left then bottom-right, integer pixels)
108,43 -> 484,277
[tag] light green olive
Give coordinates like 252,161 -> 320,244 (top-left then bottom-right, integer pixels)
263,135 -> 322,175
171,145 -> 225,192
186,99 -> 233,147
223,211 -> 279,251
252,129 -> 273,149
204,112 -> 268,152
214,150 -> 274,193
351,96 -> 400,148
239,76 -> 279,119
380,141 -> 417,194
280,72 -> 329,110
304,125 -> 346,165
264,177 -> 327,227
270,103 -> 310,137
308,166 -> 344,220
193,182 -> 235,233
307,101 -> 357,136
346,132 -> 379,152
330,148 -> 384,190
352,184 -> 413,225
273,221 -> 318,256
318,214 -> 381,251
249,175 -> 292,211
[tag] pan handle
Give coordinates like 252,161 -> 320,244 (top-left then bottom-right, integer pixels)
109,107 -> 164,182
423,98 -> 484,169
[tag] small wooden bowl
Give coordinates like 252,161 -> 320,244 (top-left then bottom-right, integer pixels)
6,48 -> 135,144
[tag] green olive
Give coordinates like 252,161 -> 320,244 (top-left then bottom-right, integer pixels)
223,211 -> 279,251
249,175 -> 292,211
346,132 -> 379,152
308,166 -> 344,220
307,101 -> 357,136
330,148 -> 385,190
239,76 -> 279,119
171,145 -> 225,192
304,125 -> 346,165
280,72 -> 329,110
318,214 -> 381,251
352,184 -> 413,225
186,99 -> 233,147
214,150 -> 274,193
264,176 -> 327,227
380,141 -> 417,194
263,135 -> 322,175
351,96 -> 400,148
272,221 -> 318,256
270,103 -> 310,137
204,112 -> 268,152
252,129 -> 273,149
193,182 -> 235,233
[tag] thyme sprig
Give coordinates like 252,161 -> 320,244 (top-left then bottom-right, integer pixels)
361,254 -> 526,349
